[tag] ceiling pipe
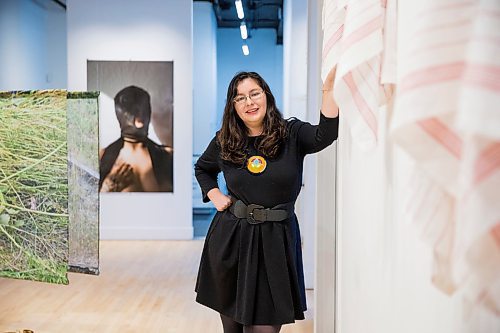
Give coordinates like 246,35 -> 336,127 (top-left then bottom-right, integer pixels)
51,0 -> 66,10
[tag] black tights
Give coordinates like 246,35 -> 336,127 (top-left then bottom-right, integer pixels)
220,314 -> 282,333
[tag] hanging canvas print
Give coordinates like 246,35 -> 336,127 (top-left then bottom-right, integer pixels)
87,61 -> 174,192
67,92 -> 100,275
0,90 -> 69,284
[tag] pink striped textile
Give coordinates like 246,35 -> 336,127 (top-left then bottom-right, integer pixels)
391,0 -> 500,316
321,0 -> 397,150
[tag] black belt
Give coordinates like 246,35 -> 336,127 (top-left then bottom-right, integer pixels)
229,200 -> 294,225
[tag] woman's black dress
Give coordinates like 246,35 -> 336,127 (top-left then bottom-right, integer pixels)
194,113 -> 339,325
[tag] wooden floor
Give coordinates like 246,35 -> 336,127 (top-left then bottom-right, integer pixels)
0,241 -> 313,333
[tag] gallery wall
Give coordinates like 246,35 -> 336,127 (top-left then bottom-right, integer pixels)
67,0 -> 193,239
0,0 -> 66,91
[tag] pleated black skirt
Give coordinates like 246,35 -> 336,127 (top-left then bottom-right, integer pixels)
195,210 -> 307,326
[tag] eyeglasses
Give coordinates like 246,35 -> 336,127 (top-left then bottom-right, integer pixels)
233,90 -> 264,105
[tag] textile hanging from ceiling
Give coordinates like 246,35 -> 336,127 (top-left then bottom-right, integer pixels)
67,92 -> 100,275
322,0 -> 500,317
0,90 -> 101,283
321,0 -> 397,150
0,90 -> 69,284
391,0 -> 500,314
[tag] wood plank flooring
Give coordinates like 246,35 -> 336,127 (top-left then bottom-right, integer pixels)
0,241 -> 313,333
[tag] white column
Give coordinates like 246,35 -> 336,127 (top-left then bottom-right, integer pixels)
193,1 -> 218,210
308,0 -> 339,331
282,0 -> 308,120
193,1 -> 218,155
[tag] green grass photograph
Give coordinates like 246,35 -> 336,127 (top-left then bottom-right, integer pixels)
0,90 -> 69,284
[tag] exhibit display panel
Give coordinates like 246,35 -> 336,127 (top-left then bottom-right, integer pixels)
0,90 -> 70,284
0,90 -> 102,283
67,92 -> 100,275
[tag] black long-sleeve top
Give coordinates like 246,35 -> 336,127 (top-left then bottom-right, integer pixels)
195,113 -> 339,208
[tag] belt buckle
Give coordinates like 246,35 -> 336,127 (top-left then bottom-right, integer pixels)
246,204 -> 265,224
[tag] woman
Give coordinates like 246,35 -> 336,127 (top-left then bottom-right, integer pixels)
195,70 -> 339,333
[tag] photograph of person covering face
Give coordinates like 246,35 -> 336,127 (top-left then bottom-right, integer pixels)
87,60 -> 174,192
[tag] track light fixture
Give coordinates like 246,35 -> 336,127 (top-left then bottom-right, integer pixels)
235,0 -> 244,19
242,44 -> 250,56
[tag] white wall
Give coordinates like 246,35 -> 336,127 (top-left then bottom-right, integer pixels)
216,28 -> 283,128
67,0 -> 193,239
0,0 -> 66,91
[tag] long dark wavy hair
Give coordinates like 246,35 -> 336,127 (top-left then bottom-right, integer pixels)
218,72 -> 287,165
